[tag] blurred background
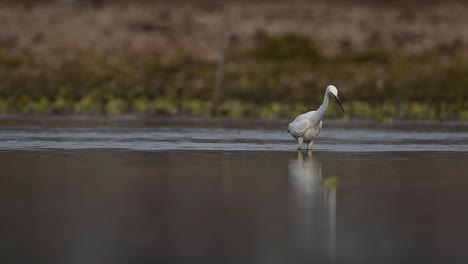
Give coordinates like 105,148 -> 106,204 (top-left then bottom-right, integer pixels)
2,2 -> 468,263
1,0 -> 468,122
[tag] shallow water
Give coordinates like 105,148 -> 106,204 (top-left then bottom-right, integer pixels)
1,117 -> 467,264
0,116 -> 467,152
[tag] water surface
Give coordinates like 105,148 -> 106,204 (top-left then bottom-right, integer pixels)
0,116 -> 467,152
0,117 -> 467,264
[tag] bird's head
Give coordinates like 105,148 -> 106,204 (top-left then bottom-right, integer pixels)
327,85 -> 344,112
327,85 -> 338,97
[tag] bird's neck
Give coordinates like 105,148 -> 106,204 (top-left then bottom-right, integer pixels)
316,91 -> 330,117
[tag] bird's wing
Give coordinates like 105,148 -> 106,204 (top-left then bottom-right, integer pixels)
288,118 -> 310,137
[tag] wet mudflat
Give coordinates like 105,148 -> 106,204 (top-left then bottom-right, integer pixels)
0,117 -> 467,264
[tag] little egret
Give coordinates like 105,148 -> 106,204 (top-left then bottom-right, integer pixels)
287,85 -> 344,151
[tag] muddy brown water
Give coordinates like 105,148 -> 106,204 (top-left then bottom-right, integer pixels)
1,117 -> 467,264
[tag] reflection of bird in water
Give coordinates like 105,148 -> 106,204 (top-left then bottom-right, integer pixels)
290,151 -> 323,200
287,85 -> 345,151
288,151 -> 337,262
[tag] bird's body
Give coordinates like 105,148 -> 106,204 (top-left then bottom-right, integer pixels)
288,112 -> 323,140
288,85 -> 344,151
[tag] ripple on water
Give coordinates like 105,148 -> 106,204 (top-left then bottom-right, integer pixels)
0,127 -> 467,152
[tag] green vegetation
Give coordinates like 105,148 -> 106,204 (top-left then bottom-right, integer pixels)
0,33 -> 467,121
324,176 -> 339,190
253,34 -> 323,66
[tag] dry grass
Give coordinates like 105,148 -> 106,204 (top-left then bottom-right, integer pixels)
0,1 -> 468,120
1,2 -> 468,64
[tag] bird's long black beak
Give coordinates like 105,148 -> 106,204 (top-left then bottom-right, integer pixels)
332,94 -> 345,112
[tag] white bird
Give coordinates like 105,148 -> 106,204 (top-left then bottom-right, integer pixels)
287,85 -> 344,151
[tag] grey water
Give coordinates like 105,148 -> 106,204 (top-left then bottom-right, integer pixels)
1,116 -> 467,152
1,116 -> 468,264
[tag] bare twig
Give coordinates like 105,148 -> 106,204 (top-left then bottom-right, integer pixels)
211,17 -> 233,116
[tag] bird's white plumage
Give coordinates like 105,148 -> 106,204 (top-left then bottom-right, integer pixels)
328,85 -> 338,97
288,111 -> 322,140
288,85 -> 343,150
288,116 -> 310,138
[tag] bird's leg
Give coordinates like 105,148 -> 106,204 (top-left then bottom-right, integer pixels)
297,137 -> 304,151
307,140 -> 314,150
